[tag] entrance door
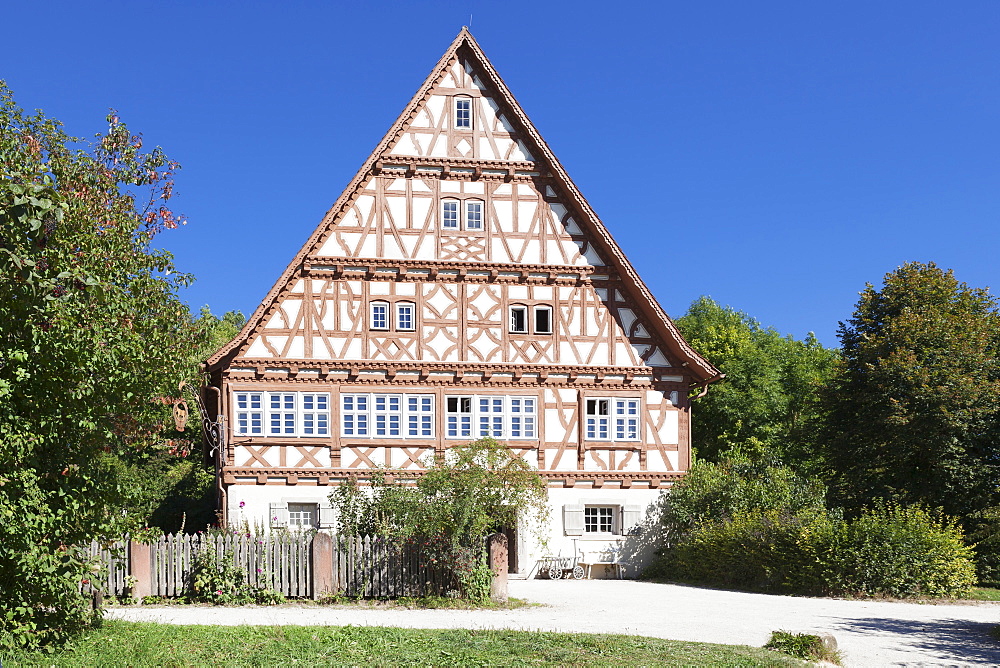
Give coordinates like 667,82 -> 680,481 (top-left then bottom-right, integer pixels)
502,526 -> 518,573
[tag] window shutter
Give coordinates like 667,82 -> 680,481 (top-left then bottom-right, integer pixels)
269,502 -> 288,528
563,504 -> 584,536
622,505 -> 643,534
319,506 -> 336,529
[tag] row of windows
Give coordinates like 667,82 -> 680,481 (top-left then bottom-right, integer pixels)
234,392 -> 330,437
367,302 -> 553,334
232,392 -> 642,442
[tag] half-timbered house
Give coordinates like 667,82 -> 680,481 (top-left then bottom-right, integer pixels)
204,28 -> 722,574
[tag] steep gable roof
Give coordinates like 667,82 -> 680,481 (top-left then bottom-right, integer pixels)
207,28 -> 721,384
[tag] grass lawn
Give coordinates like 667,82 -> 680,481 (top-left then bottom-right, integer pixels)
4,620 -> 804,667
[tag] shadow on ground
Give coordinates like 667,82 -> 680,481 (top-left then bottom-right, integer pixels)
828,616 -> 1000,665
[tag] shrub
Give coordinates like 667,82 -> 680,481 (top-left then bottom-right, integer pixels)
189,548 -> 285,606
764,631 -> 841,664
665,502 -> 975,598
659,457 -> 827,542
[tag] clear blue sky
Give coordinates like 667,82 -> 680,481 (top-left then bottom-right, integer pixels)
4,1 -> 999,347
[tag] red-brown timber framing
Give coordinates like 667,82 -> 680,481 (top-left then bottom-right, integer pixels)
203,28 -> 723,524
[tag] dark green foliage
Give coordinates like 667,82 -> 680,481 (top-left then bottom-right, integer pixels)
658,456 -> 827,542
823,262 -> 1000,520
331,438 -> 548,601
188,547 -> 285,606
666,503 -> 975,598
0,83 -> 198,649
676,296 -> 838,468
764,631 -> 840,664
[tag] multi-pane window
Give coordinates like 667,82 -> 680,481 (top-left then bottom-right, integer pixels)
396,302 -> 414,331
584,506 -> 616,534
442,198 -> 484,231
302,393 -> 329,436
233,391 -> 329,437
442,200 -> 459,229
269,393 -> 296,436
370,301 -> 389,330
446,396 -> 473,438
342,394 -> 369,436
407,395 -> 434,437
341,393 -> 435,439
614,399 -> 640,441
455,97 -> 472,128
446,395 -> 537,440
478,397 -> 505,437
586,399 -> 610,440
465,200 -> 483,230
235,392 -> 263,436
586,398 -> 640,441
288,503 -> 317,529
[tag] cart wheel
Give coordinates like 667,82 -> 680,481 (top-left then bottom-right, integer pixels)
572,565 -> 585,580
547,566 -> 563,580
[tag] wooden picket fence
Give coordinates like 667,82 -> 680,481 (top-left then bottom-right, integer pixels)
86,539 -> 130,597
91,532 -> 475,599
151,532 -> 313,598
332,535 -> 458,598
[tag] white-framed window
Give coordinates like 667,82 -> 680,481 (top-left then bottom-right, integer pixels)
445,395 -> 537,440
455,97 -> 472,128
446,396 -> 473,438
341,394 -> 369,436
373,394 -> 402,437
269,393 -> 297,436
234,392 -> 263,436
407,395 -> 434,437
510,305 -> 528,333
585,398 -> 640,441
341,393 -> 435,439
287,502 -> 318,529
465,200 -> 483,230
302,393 -> 329,436
370,301 -> 389,330
584,506 -> 616,534
396,302 -> 415,331
442,199 -> 459,229
233,391 -> 330,438
510,304 -> 553,334
534,305 -> 552,334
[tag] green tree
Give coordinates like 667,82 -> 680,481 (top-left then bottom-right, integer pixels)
676,296 -> 838,467
0,83 -> 196,648
823,262 -> 1000,520
331,438 -> 548,600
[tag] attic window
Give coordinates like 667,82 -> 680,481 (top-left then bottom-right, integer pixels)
510,306 -> 527,333
455,97 -> 472,128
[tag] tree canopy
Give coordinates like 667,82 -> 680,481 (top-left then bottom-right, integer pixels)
822,261 -> 1000,519
0,82 -> 196,648
675,296 -> 838,468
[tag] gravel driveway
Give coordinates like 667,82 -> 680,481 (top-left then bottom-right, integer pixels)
108,579 -> 1000,666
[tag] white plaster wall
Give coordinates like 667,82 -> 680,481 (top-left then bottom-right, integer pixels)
227,484 -> 333,534
518,487 -> 666,578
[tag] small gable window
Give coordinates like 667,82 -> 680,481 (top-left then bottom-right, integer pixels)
396,302 -> 415,331
465,200 -> 483,230
442,200 -> 459,229
370,301 -> 389,330
510,305 -> 528,333
534,306 -> 552,334
455,97 -> 472,128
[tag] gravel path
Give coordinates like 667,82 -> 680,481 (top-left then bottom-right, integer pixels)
107,579 -> 1000,666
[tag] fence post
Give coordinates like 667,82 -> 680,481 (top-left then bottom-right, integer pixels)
487,533 -> 508,603
311,533 -> 333,600
129,540 -> 152,600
